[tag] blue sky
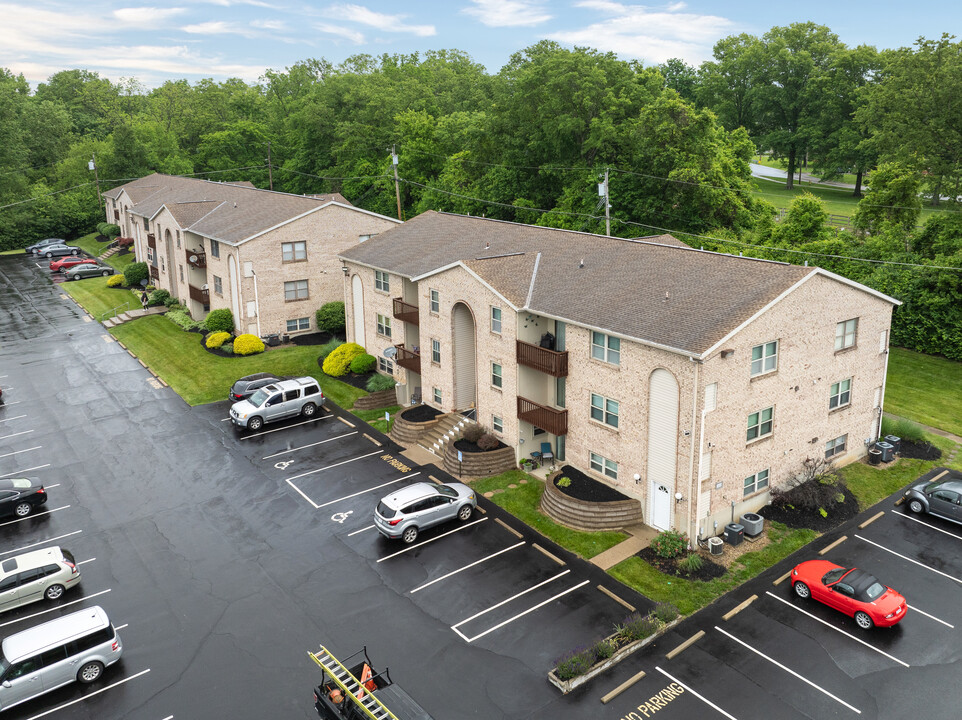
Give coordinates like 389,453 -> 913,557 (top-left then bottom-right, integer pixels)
1,1 -> 955,88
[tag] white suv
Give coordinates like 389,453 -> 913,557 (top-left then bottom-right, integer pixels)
0,547 -> 81,613
229,377 -> 324,431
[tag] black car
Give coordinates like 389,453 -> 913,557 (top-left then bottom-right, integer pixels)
0,478 -> 47,518
25,238 -> 66,254
229,373 -> 280,402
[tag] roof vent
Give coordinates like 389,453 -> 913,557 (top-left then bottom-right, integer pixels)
664,291 -> 670,302
233,202 -> 237,208
720,349 -> 735,358
579,258 -> 584,268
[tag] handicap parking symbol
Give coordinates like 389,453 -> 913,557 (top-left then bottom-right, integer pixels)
331,510 -> 354,524
274,460 -> 294,470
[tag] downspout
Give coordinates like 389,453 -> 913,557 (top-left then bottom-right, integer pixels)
877,329 -> 891,441
686,357 -> 699,545
251,266 -> 261,338
694,390 -> 709,541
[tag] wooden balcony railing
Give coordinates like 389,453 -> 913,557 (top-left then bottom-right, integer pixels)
188,284 -> 209,304
517,396 -> 568,436
394,344 -> 421,375
516,339 -> 568,377
149,265 -> 159,280
186,250 -> 207,269
146,233 -> 156,249
113,209 -> 120,221
392,297 -> 419,326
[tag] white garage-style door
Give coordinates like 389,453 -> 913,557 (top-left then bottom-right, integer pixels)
352,274 -> 365,347
452,302 -> 477,410
646,368 -> 679,530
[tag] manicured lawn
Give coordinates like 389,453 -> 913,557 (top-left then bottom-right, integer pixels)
752,177 -> 865,217
470,471 -> 627,559
109,315 -> 365,407
755,155 -> 862,186
885,347 -> 962,437
62,277 -> 139,319
69,231 -> 137,272
609,522 -> 818,615
354,406 -> 400,434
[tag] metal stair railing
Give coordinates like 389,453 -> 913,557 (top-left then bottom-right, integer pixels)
309,646 -> 399,720
99,301 -> 130,323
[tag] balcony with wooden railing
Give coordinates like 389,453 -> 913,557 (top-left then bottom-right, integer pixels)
149,265 -> 159,281
113,209 -> 120,221
186,250 -> 207,269
516,339 -> 568,377
517,396 -> 568,436
392,298 -> 419,326
146,233 -> 156,249
394,344 -> 422,375
188,284 -> 209,304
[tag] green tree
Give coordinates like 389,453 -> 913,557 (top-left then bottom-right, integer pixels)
697,33 -> 765,132
34,69 -> 121,139
658,58 -> 699,104
851,161 -> 921,237
776,192 -> 830,245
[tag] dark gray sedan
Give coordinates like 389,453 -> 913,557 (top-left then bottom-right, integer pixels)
903,476 -> 962,525
65,263 -> 114,280
25,238 -> 66,254
39,244 -> 81,258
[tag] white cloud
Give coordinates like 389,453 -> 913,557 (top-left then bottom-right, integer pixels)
251,19 -> 287,31
462,0 -> 552,27
314,22 -> 365,44
552,1 -> 733,65
328,4 -> 436,37
113,6 -> 187,26
182,21 -> 241,35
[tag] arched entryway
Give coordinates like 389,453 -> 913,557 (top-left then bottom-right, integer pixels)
351,275 -> 365,347
646,368 -> 680,531
452,302 -> 477,410
227,254 -> 241,333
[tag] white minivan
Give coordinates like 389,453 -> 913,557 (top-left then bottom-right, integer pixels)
0,606 -> 122,711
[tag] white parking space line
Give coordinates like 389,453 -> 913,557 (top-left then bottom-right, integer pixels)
654,667 -> 739,720
854,533 -> 962,585
0,446 -> 41,459
77,558 -> 96,565
764,592 -> 909,667
317,472 -> 421,509
239,414 -> 333,439
2,401 -> 20,406
0,430 -> 33,441
715,626 -> 860,713
262,431 -> 358,459
162,716 -> 174,720
285,450 -> 384,482
1,530 -> 83,557
348,524 -> 375,537
23,668 -> 151,720
894,510 -> 962,540
0,505 -> 70,528
0,463 -> 50,478
284,479 -> 320,509
452,570 -> 571,633
0,589 -> 112,628
114,624 -> 129,631
0,414 -> 26,423
411,542 -> 526,594
907,604 -> 954,628
459,580 -> 590,643
377,518 -> 488,563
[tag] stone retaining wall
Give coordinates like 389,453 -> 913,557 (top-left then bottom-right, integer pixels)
352,387 -> 398,410
389,408 -> 442,445
541,471 -> 644,531
443,443 -> 518,478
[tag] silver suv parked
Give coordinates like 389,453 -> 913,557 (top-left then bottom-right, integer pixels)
374,482 -> 477,544
229,377 -> 324,431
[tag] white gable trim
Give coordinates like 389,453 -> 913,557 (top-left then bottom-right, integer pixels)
414,261 -> 520,312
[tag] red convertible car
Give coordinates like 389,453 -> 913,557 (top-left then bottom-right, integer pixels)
50,256 -> 96,272
791,559 -> 907,629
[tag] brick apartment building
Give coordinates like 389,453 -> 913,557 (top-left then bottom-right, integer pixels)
339,211 -> 899,539
102,174 -> 399,336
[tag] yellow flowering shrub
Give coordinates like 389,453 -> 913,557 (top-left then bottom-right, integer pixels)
106,274 -> 125,287
233,334 -> 266,356
205,331 -> 231,349
322,342 -> 364,377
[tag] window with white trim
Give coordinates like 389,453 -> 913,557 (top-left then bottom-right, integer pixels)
431,339 -> 440,364
825,435 -> 847,459
751,341 -> 778,376
433,387 -> 442,404
213,275 -> 223,294
378,357 -> 394,374
590,452 -> 618,480
743,469 -> 770,496
282,241 -> 306,262
829,379 -> 851,409
747,407 -> 773,441
590,393 -> 619,428
491,306 -> 502,334
284,279 -> 309,301
491,362 -> 503,388
287,317 -> 310,332
429,289 -> 439,313
879,330 -> 887,354
375,270 -> 390,292
591,332 -> 620,365
835,318 -> 857,351
492,416 -> 503,434
376,313 -> 392,338
176,230 -> 180,248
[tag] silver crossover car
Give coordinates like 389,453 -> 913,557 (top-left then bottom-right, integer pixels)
903,477 -> 962,525
374,482 -> 477,543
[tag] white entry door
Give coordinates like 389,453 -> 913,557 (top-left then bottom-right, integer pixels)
650,481 -> 671,531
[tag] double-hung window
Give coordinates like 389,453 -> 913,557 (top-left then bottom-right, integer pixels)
287,317 -> 310,332
825,435 -> 847,459
431,339 -> 441,364
282,241 -> 306,262
375,270 -> 390,292
429,289 -> 439,313
378,357 -> 394,374
491,307 -> 502,334
747,407 -> 773,441
751,341 -> 778,376
491,363 -> 503,388
213,275 -> 223,294
284,279 -> 309,301
590,452 -> 618,480
492,416 -> 503,434
210,239 -> 220,258
590,393 -> 619,428
376,314 -> 392,338
591,332 -> 620,365
743,469 -> 770,496
835,318 -> 857,351
829,379 -> 851,409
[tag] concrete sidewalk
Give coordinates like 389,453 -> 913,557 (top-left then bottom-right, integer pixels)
590,522 -> 660,570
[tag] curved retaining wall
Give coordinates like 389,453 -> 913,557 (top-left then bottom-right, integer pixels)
540,472 -> 644,531
443,444 -> 518,478
353,388 -> 398,410
389,408 -> 442,445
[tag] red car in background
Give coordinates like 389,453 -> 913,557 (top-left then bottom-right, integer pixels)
50,256 -> 97,273
791,559 -> 907,629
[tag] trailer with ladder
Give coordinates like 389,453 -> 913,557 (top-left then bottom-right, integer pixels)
310,645 -> 434,720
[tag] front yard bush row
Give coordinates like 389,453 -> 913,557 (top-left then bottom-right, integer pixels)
233,334 -> 265,356
315,301 -> 346,334
203,308 -> 234,333
166,308 -> 203,331
349,353 -> 377,374
205,332 -> 231,349
322,342 -> 365,377
123,261 -> 149,288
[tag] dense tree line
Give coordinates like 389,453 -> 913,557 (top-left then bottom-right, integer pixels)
0,26 -> 960,357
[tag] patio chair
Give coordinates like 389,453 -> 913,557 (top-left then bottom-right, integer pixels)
410,386 -> 421,405
540,442 -> 554,466
529,451 -> 542,468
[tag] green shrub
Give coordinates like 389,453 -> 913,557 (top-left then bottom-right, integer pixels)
221,343 -> 234,355
316,301 -> 346,334
145,284 -> 156,293
462,424 -> 484,443
650,530 -> 689,559
553,648 -> 596,681
653,603 -> 679,623
318,339 -> 342,362
880,416 -> 926,443
149,289 -> 171,306
96,222 -> 108,236
322,342 -> 365,376
366,374 -> 397,392
205,331 -> 231,349
592,638 -> 617,661
106,274 -> 125,287
477,433 -> 499,451
123,262 -> 148,287
204,308 -> 234,333
163,295 -> 179,308
103,223 -> 121,240
349,353 -> 377,374
677,554 -> 704,576
614,613 -> 659,643
234,334 -> 265,356
166,309 -> 202,331
556,476 -> 571,488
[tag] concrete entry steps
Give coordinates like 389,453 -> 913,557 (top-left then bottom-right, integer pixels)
419,413 -> 476,456
102,306 -> 167,328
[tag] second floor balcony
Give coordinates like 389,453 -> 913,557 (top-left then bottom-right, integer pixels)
517,396 -> 568,436
517,339 -> 568,377
392,298 -> 419,326
394,344 -> 421,375
186,250 -> 207,269
188,284 -> 209,304
149,265 -> 159,281
146,233 -> 156,249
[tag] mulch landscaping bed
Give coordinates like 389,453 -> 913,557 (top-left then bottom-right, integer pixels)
553,464 -> 630,503
899,440 -> 942,461
333,371 -> 376,391
760,485 -> 861,532
291,332 -> 344,346
400,405 -> 443,423
453,437 -> 508,453
635,547 -> 728,582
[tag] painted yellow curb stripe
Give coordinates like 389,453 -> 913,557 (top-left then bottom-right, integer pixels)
601,670 -> 646,705
666,630 -> 704,660
819,535 -> 847,555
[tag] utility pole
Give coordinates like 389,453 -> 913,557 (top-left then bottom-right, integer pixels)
391,146 -> 402,220
598,169 -> 610,235
89,153 -> 103,211
267,141 -> 274,191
